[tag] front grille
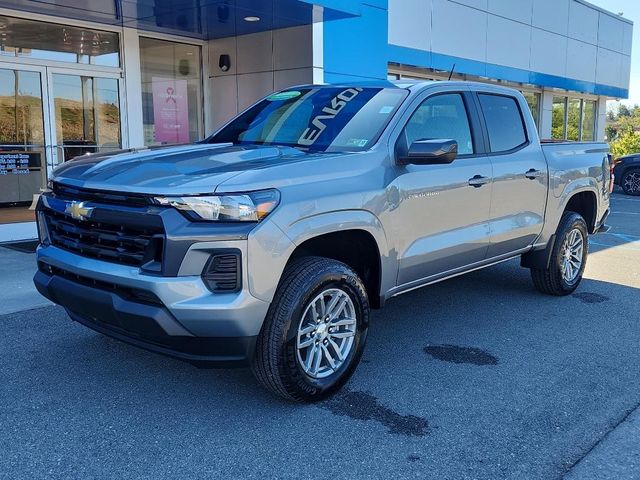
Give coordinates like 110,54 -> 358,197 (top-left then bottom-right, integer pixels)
51,182 -> 152,207
44,209 -> 163,267
202,253 -> 241,292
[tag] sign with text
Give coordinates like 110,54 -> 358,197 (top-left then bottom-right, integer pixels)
0,151 -> 41,176
152,77 -> 190,144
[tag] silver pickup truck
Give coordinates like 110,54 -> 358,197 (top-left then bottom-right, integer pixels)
34,81 -> 611,402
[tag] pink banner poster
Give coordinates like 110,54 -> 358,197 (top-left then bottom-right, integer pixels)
152,77 -> 190,144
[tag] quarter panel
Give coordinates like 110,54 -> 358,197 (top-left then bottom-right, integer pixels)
538,141 -> 609,243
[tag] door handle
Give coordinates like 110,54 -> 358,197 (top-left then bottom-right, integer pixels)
525,168 -> 544,179
468,175 -> 490,188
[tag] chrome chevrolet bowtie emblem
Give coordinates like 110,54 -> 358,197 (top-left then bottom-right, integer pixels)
65,201 -> 94,221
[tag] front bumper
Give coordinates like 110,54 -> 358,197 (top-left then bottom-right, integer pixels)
35,245 -> 270,367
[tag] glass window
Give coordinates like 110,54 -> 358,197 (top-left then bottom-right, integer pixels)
0,68 -> 46,211
0,16 -> 119,67
140,37 -> 202,145
552,97 -> 566,140
211,87 -> 408,153
567,98 -> 581,141
478,94 -> 527,152
400,93 -> 474,155
51,74 -> 121,161
0,69 -> 44,145
522,91 -> 540,129
581,100 -> 596,141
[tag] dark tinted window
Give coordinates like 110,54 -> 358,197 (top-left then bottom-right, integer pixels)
478,94 -> 528,152
402,93 -> 474,155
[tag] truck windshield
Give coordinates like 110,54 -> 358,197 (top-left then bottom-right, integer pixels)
207,87 -> 408,153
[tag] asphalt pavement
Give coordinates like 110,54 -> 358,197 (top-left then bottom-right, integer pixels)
1,191 -> 639,479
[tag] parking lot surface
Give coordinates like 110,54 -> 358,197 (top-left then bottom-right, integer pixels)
1,192 -> 639,479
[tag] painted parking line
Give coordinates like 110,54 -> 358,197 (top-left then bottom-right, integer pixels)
590,231 -> 640,251
590,241 -> 640,251
611,211 -> 640,216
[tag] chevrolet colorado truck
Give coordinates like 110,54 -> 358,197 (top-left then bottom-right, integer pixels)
34,81 -> 612,402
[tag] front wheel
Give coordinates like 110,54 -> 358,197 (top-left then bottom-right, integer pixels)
252,257 -> 369,402
621,168 -> 640,196
530,212 -> 588,296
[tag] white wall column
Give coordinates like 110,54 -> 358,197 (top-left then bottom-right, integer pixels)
312,8 -> 324,84
539,91 -> 554,140
595,97 -> 608,142
121,28 -> 145,148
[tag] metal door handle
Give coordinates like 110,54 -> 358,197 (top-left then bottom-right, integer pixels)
468,175 -> 490,188
525,168 -> 544,179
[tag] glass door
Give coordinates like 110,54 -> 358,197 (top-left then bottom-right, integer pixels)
0,64 -> 48,224
46,68 -> 124,164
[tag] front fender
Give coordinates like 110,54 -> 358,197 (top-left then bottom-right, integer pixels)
248,210 -> 392,304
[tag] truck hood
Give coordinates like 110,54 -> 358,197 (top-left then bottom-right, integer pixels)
51,143 -> 313,195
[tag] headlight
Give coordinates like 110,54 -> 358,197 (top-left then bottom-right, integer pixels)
155,189 -> 280,222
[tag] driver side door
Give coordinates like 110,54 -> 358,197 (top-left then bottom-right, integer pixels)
388,90 -> 494,287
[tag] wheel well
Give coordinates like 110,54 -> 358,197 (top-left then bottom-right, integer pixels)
565,191 -> 597,233
288,230 -> 382,309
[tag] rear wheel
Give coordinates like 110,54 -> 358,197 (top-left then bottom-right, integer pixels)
530,212 -> 588,296
252,257 -> 369,402
621,168 -> 640,196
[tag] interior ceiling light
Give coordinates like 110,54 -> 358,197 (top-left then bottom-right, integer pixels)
244,16 -> 260,22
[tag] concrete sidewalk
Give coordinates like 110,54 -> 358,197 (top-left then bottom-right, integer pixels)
0,247 -> 51,315
565,405 -> 640,479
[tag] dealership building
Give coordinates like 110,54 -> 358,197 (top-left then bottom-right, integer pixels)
0,0 -> 633,240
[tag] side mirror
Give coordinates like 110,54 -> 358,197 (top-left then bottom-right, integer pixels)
398,139 -> 458,166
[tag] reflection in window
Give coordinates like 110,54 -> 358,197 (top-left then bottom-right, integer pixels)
567,98 -> 581,141
551,96 -> 597,142
140,37 -> 202,145
0,15 -> 119,67
522,92 -> 540,129
0,69 -> 44,145
0,68 -> 46,208
552,97 -> 566,140
582,100 -> 596,141
52,74 -> 120,161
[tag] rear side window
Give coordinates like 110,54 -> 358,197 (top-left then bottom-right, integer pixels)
478,94 -> 528,153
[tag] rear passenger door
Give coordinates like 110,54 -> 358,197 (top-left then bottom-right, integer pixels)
476,92 -> 548,257
390,90 -> 494,286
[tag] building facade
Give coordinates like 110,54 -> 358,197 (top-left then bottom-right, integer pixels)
0,0 -> 633,240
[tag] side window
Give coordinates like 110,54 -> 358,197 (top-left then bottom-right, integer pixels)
478,94 -> 528,153
402,93 -> 474,155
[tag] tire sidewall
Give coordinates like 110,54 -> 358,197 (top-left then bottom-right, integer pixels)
552,214 -> 589,293
279,265 -> 369,400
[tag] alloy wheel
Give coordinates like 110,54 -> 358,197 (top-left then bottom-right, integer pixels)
560,228 -> 584,283
623,171 -> 640,194
296,288 -> 357,379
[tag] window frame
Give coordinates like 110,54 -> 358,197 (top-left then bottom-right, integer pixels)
475,92 -> 530,156
395,90 -> 486,161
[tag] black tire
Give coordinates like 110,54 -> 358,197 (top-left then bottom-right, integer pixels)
252,256 -> 369,402
530,212 -> 589,296
621,168 -> 640,196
